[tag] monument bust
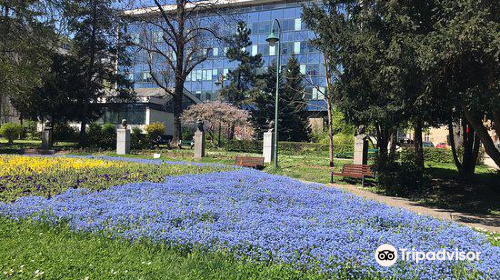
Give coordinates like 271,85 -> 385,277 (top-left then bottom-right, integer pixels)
44,120 -> 52,129
121,119 -> 128,129
196,119 -> 204,132
268,120 -> 275,132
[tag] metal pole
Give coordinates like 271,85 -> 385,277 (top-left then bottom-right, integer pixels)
273,19 -> 281,169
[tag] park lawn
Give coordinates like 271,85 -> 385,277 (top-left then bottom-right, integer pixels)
0,138 -> 77,151
0,217 -> 328,280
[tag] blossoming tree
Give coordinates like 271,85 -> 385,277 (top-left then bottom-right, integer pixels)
181,101 -> 251,146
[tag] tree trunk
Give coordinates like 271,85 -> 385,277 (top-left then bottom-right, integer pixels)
326,92 -> 334,169
389,130 -> 397,160
172,82 -> 183,143
218,122 -> 222,148
458,119 -> 480,182
448,119 -> 462,172
413,120 -> 424,168
79,106 -> 88,146
376,124 -> 390,161
463,106 -> 500,168
466,131 -> 481,178
80,0 -> 98,146
228,123 -> 235,140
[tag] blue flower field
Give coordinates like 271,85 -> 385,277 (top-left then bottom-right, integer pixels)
1,157 -> 498,279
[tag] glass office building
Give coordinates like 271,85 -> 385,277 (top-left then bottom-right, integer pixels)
128,0 -> 326,111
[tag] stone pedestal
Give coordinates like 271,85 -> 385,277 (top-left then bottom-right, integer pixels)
354,134 -> 369,165
263,131 -> 274,164
117,128 -> 131,155
194,130 -> 206,159
41,128 -> 53,150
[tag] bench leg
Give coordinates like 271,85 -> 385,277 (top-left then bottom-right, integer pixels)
330,171 -> 333,184
362,177 -> 365,187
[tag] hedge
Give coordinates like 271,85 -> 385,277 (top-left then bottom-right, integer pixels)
225,140 -> 353,156
402,148 -> 484,165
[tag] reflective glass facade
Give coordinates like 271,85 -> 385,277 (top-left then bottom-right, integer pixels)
128,0 -> 326,106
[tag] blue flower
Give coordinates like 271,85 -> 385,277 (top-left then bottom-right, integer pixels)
1,167 -> 498,279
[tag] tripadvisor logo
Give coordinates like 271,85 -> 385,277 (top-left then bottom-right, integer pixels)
375,244 -> 481,267
375,244 -> 398,266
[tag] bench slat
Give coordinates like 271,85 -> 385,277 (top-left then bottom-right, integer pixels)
235,157 -> 264,169
333,164 -> 376,183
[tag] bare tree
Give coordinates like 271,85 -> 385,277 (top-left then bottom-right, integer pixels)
125,0 -> 227,142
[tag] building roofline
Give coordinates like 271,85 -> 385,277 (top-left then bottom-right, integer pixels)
124,0 -> 288,17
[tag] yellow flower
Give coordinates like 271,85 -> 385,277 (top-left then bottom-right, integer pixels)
0,155 -> 124,176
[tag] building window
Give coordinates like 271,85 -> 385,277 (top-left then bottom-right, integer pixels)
300,65 -> 306,75
294,42 -> 301,54
213,47 -> 219,57
252,45 -> 258,56
139,72 -> 151,82
424,134 -> 430,142
294,18 -> 302,31
306,65 -> 319,76
153,31 -> 163,42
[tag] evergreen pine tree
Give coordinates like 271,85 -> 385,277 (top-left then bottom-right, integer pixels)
252,56 -> 310,141
220,21 -> 263,105
281,55 -> 310,141
65,0 -> 133,144
251,60 -> 282,138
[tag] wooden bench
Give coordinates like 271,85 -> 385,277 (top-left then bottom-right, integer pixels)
235,156 -> 265,169
178,140 -> 194,149
332,164 -> 375,186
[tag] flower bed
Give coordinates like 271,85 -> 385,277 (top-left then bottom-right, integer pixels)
1,166 -> 498,279
0,155 -> 228,202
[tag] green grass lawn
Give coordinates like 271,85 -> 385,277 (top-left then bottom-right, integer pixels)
0,138 -> 77,151
0,217 -> 329,280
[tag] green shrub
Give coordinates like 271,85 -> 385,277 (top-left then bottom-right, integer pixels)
225,140 -> 353,156
53,123 -> 78,142
402,148 -> 484,165
376,151 -> 430,196
145,123 -> 166,141
0,123 -> 23,144
182,127 -> 195,141
422,148 -> 454,163
22,121 -> 39,140
86,123 -> 102,148
84,123 -> 116,149
131,127 -> 147,149
101,123 -> 116,149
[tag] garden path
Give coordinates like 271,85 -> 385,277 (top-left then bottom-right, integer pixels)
330,183 -> 500,233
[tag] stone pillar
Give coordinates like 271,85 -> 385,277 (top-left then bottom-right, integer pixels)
263,131 -> 274,164
116,119 -> 130,155
41,122 -> 53,150
194,119 -> 206,159
354,134 -> 369,165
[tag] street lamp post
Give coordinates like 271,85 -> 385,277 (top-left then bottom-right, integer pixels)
266,19 -> 281,169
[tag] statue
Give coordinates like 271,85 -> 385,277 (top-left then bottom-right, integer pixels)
357,124 -> 366,135
268,120 -> 275,132
196,119 -> 204,132
121,119 -> 128,129
44,120 -> 52,129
